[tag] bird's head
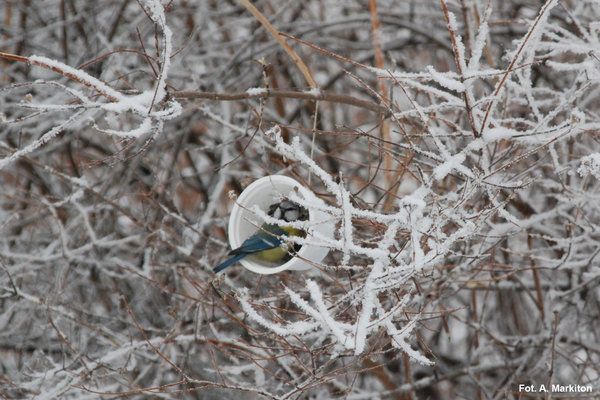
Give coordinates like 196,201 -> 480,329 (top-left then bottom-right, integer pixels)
268,200 -> 309,223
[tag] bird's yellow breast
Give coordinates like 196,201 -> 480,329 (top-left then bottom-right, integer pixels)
255,246 -> 288,262
253,226 -> 303,263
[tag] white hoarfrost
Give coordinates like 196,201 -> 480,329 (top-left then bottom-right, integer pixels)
0,0 -> 181,169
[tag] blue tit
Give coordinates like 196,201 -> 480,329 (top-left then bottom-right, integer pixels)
213,200 -> 308,273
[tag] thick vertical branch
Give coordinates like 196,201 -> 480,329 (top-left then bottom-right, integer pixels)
369,0 -> 393,188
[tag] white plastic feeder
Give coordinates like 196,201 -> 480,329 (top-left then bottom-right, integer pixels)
227,175 -> 334,274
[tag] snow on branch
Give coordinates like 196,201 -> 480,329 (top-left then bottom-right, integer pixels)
578,153 -> 600,180
237,126 -> 442,363
0,0 -> 180,169
2,0 -> 600,397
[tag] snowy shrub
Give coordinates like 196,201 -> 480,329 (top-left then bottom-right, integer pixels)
1,0 -> 599,399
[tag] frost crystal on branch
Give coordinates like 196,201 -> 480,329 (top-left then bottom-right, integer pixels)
2,0 -> 600,398
0,0 -> 180,169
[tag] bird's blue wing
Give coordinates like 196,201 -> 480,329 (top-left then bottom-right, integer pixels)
230,225 -> 286,255
213,224 -> 287,273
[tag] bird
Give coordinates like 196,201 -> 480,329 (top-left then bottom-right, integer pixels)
213,200 -> 308,273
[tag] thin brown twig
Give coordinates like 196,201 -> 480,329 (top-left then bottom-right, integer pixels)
546,312 -> 559,400
440,0 -> 478,137
528,232 -> 545,321
479,0 -> 558,136
77,49 -> 158,70
279,32 -> 371,70
173,89 -> 388,114
136,27 -> 158,78
122,295 -> 190,381
239,0 -> 316,88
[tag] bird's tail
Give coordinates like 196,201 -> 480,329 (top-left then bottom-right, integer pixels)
213,253 -> 246,273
